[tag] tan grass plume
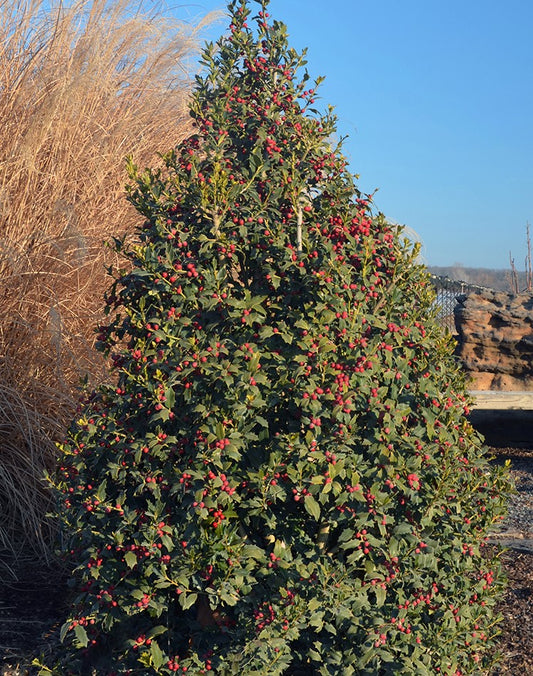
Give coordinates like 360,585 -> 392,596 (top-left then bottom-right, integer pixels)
0,0 -> 221,566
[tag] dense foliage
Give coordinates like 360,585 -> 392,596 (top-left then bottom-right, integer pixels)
42,1 -> 511,673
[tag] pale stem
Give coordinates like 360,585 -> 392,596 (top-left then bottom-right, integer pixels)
213,211 -> 221,238
317,522 -> 330,551
296,205 -> 303,255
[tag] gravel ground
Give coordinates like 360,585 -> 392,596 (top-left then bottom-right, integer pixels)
488,445 -> 533,675
490,448 -> 533,547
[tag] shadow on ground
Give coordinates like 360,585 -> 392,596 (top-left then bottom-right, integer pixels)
469,409 -> 533,448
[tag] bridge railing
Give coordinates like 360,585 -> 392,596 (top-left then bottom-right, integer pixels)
429,274 -> 491,334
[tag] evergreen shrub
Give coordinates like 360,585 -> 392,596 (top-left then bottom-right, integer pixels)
42,1 -> 511,673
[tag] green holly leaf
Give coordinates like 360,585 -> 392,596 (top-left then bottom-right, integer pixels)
73,624 -> 88,647
179,592 -> 198,611
304,494 -> 320,520
124,551 -> 137,569
150,640 -> 165,670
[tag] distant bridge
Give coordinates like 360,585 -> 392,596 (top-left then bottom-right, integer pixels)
429,274 -> 492,334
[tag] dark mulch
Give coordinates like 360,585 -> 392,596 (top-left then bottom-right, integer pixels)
0,560 -> 69,674
492,549 -> 533,674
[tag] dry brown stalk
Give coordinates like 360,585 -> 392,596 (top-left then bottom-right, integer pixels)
508,223 -> 533,294
525,222 -> 532,291
509,251 -> 520,294
0,0 -> 220,566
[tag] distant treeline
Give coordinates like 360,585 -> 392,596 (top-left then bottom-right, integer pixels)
427,265 -> 530,293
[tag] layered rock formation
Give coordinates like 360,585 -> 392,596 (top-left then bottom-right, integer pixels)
454,289 -> 533,390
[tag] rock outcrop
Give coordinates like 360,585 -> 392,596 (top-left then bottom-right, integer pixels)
454,289 -> 533,390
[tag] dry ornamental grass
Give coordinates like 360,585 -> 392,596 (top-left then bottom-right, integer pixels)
0,0 -> 220,565
0,3 -> 530,673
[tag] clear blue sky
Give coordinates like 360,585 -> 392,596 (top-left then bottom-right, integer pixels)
176,0 -> 533,270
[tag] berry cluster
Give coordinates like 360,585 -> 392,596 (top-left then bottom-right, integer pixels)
45,1 -> 512,674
